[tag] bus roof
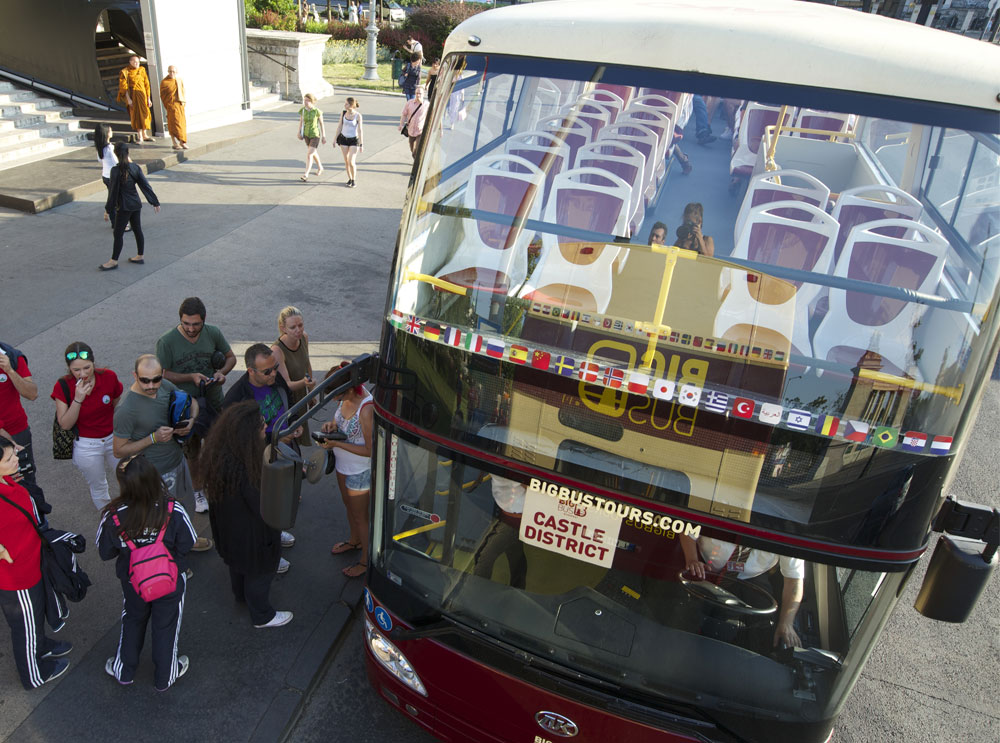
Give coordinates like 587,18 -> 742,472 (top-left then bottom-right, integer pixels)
446,0 -> 1000,114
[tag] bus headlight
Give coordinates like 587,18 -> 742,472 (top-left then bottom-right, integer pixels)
365,617 -> 428,696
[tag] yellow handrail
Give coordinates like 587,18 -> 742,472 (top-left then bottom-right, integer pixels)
403,269 -> 468,296
639,244 -> 700,370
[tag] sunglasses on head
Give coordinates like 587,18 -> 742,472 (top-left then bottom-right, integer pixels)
66,350 -> 91,361
138,375 -> 163,384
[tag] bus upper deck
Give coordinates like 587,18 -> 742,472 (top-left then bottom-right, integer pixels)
380,0 -> 1000,556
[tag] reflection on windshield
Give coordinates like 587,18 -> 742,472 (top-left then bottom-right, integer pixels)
383,55 -> 999,541
382,434 -> 897,719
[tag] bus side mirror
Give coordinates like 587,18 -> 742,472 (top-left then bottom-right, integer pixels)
260,444 -> 302,530
914,497 -> 999,623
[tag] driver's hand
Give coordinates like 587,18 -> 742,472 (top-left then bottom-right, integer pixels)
685,560 -> 707,580
774,622 -> 801,648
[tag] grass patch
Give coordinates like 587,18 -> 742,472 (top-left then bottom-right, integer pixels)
323,63 -> 399,93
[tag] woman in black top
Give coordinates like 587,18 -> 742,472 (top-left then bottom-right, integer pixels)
199,402 -> 292,629
101,142 -> 161,271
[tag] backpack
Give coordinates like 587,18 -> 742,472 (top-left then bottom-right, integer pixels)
168,388 -> 193,441
113,502 -> 178,602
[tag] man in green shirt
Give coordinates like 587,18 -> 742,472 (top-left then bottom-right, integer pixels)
156,297 -> 237,513
112,354 -> 212,552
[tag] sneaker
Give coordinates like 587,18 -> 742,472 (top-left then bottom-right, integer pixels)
281,531 -> 295,548
43,659 -> 70,685
41,641 -> 72,659
720,127 -> 733,141
277,557 -> 290,574
194,491 -> 209,513
191,536 -> 214,552
155,655 -> 189,691
696,132 -> 717,146
104,657 -> 133,685
254,610 -> 293,629
185,568 -> 194,580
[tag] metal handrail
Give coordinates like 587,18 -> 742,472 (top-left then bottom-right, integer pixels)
0,65 -> 120,112
247,46 -> 297,74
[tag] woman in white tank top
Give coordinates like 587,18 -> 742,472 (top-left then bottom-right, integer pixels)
319,361 -> 373,578
334,96 -> 364,188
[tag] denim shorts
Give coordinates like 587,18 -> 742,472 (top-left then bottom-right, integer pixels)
344,469 -> 371,492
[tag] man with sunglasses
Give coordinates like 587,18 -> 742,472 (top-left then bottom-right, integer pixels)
113,355 -> 213,552
223,344 -> 299,566
0,341 -> 50,520
157,297 -> 236,515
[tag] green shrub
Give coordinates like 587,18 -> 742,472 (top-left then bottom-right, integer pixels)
326,20 -> 368,40
404,3 -> 487,59
246,0 -> 298,16
299,19 -> 330,33
322,39 -> 393,64
247,8 -> 297,30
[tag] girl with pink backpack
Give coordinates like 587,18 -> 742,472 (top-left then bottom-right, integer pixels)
97,455 -> 197,690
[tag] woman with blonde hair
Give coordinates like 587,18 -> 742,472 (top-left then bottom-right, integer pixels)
270,306 -> 314,445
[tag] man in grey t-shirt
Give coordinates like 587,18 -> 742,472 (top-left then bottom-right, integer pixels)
113,354 -> 212,551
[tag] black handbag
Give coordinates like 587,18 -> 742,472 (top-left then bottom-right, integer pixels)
52,377 -> 77,460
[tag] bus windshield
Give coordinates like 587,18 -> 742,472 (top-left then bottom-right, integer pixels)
384,54 -> 1000,549
375,431 -> 906,727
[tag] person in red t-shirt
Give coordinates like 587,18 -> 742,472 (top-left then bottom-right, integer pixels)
0,341 -> 49,519
0,438 -> 72,689
52,342 -> 124,510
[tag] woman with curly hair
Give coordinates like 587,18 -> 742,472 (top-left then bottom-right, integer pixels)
199,401 -> 292,628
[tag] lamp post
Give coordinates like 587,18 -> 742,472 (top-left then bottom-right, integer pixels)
362,0 -> 380,80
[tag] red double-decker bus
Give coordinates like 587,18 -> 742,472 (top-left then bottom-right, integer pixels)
264,1 -> 1000,740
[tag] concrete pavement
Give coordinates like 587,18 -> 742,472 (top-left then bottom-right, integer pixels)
0,89 -> 411,742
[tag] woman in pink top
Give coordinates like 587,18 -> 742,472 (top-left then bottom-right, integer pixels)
399,85 -> 428,160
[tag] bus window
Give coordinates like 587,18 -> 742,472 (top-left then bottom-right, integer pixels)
386,54 -> 1000,549
377,432 -> 907,722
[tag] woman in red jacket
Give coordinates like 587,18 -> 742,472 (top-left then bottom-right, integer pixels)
0,437 -> 72,689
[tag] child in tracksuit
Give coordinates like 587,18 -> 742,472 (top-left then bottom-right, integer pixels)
97,454 -> 195,690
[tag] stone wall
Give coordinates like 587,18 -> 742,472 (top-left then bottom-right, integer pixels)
246,29 -> 333,102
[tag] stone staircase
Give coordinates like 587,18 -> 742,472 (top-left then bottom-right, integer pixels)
0,81 -> 90,172
249,80 -> 285,112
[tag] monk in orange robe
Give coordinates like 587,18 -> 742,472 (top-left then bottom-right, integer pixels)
117,55 -> 153,142
159,66 -> 188,149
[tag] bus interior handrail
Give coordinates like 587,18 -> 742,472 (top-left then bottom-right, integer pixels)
267,352 -> 378,457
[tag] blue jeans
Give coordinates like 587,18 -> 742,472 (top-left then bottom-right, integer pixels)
693,95 -> 711,138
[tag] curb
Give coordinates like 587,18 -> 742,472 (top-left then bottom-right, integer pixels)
0,132 -> 252,214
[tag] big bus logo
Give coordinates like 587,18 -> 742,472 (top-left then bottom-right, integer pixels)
534,710 -> 579,737
557,500 -> 587,518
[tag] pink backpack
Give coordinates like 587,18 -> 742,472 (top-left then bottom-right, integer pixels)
113,502 -> 178,602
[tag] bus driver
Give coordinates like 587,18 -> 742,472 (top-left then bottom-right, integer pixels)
680,534 -> 804,649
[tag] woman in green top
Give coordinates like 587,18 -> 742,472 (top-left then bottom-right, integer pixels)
271,306 -> 314,446
297,93 -> 326,181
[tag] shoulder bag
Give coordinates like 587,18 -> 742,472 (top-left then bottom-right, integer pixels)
52,377 -> 77,460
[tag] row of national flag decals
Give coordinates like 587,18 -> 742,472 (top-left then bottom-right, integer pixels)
391,311 -> 954,456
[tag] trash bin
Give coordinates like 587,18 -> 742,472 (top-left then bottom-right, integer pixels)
391,55 -> 403,87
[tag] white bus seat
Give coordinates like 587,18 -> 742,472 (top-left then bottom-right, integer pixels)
519,167 -> 633,313
730,103 -> 792,179
830,185 -> 922,264
811,219 -> 948,378
794,108 -> 854,141
577,140 -> 647,238
574,103 -> 613,143
576,94 -> 622,126
618,107 -> 675,183
504,130 -> 571,206
435,154 -> 545,295
598,121 -> 660,205
541,115 -> 594,169
716,202 -> 839,358
734,168 -> 831,246
595,83 -> 634,109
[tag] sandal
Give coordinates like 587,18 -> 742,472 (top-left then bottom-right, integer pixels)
342,561 -> 367,578
331,541 -> 360,555
300,175 -> 309,182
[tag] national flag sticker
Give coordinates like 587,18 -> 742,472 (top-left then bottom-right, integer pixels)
652,379 -> 675,401
758,403 -> 782,425
627,372 -> 650,395
732,398 -> 754,419
703,390 -> 728,414
816,415 -> 839,437
602,367 -> 625,389
901,431 -> 927,452
786,409 -> 811,430
509,345 -> 529,364
678,384 -> 701,407
531,350 -> 551,370
843,420 -> 869,443
930,436 -> 953,455
578,362 -> 600,383
553,356 -> 576,376
486,339 -> 505,358
872,426 -> 898,448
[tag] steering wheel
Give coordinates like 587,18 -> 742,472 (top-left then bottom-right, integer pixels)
678,571 -> 777,617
